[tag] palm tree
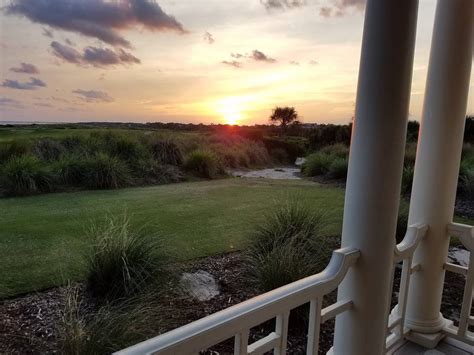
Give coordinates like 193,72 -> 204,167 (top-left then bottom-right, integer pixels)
269,106 -> 299,130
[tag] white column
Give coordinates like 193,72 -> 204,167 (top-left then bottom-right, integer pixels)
332,0 -> 419,354
404,0 -> 473,340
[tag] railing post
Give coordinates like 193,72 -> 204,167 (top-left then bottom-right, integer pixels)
403,0 -> 473,346
332,0 -> 419,354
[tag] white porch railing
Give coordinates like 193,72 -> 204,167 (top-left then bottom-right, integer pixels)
385,224 -> 429,353
442,222 -> 474,346
115,247 -> 360,355
116,222 -> 473,355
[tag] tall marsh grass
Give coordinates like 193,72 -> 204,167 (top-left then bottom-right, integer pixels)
247,201 -> 333,292
86,216 -> 168,302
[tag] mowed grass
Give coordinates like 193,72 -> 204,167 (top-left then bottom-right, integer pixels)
0,178 -> 345,298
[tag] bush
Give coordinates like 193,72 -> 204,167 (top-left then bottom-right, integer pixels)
184,150 -> 220,178
327,157 -> 348,180
270,148 -> 290,164
404,143 -> 417,167
135,159 -> 183,184
459,169 -> 474,199
1,155 -> 53,196
33,139 -> 64,161
55,154 -> 88,186
58,286 -> 166,354
401,165 -> 414,195
301,152 -> 333,177
85,153 -> 130,189
86,216 -> 168,302
0,140 -> 31,162
396,205 -> 409,244
151,140 -> 183,166
247,202 -> 332,292
320,143 -> 349,158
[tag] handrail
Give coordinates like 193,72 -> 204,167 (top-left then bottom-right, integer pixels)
393,223 -> 428,263
447,222 -> 473,252
115,247 -> 360,355
386,223 -> 428,352
443,222 -> 474,346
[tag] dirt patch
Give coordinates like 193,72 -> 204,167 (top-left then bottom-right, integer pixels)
0,252 -> 471,354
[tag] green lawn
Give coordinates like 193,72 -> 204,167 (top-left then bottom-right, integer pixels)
0,178 -> 345,298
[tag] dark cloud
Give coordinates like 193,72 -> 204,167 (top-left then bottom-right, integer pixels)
5,0 -> 187,48
10,62 -> 39,74
251,50 -> 276,63
65,38 -> 75,46
260,0 -> 306,10
51,41 -> 140,67
320,0 -> 365,17
231,53 -> 244,59
0,97 -> 24,109
309,60 -> 319,65
2,77 -> 46,90
203,31 -> 214,44
34,102 -> 53,108
42,27 -> 53,38
72,89 -> 114,103
222,60 -> 242,68
289,60 -> 300,66
83,47 -> 141,66
51,41 -> 82,63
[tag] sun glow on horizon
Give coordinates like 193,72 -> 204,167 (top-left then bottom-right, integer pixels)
215,96 -> 250,125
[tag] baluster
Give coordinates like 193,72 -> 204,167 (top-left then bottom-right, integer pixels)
234,330 -> 249,355
398,257 -> 413,335
457,252 -> 474,337
274,311 -> 290,355
306,298 -> 322,355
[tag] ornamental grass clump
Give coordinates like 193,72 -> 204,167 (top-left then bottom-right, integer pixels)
247,201 -> 333,292
86,215 -> 168,302
1,155 -> 53,196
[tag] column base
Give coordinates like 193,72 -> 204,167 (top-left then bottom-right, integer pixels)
405,330 -> 445,349
404,312 -> 447,334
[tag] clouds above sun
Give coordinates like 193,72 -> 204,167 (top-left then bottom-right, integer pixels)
0,0 -> 473,124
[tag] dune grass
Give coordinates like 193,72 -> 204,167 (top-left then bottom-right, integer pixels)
0,178 -> 346,298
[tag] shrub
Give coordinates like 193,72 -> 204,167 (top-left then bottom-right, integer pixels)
320,143 -> 349,158
86,215 -> 168,302
0,140 -> 31,162
85,153 -> 130,189
151,140 -> 183,166
33,139 -> 64,161
396,205 -> 409,244
135,159 -> 183,184
301,152 -> 333,177
247,202 -> 332,292
270,148 -> 290,164
327,157 -> 348,180
184,150 -> 220,178
55,154 -> 88,186
401,165 -> 414,195
404,143 -> 417,167
58,286 -> 166,354
459,169 -> 474,199
1,155 -> 53,196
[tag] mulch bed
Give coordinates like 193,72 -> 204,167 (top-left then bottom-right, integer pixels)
0,252 -> 471,355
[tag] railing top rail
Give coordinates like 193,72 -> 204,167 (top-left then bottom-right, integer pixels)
114,247 -> 360,355
394,224 -> 428,262
448,222 -> 473,252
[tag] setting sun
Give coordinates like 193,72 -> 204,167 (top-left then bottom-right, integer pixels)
215,96 -> 247,125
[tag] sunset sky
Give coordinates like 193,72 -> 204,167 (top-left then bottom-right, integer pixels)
0,0 -> 473,125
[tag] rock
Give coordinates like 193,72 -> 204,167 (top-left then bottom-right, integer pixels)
180,270 -> 219,301
295,157 -> 306,166
448,247 -> 469,267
